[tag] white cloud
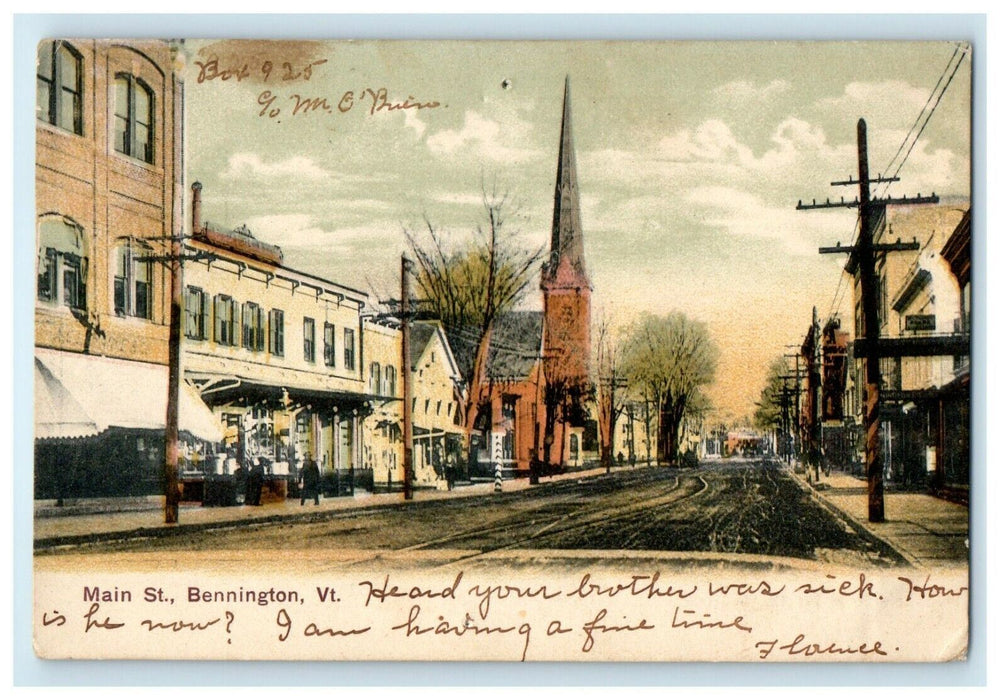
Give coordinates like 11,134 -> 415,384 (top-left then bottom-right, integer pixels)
402,110 -> 427,139
243,214 -> 404,250
219,153 -> 330,180
817,80 -> 930,114
684,185 -> 853,257
430,191 -> 488,207
712,79 -> 790,102
813,80 -> 938,136
242,214 -> 330,248
426,110 -> 540,164
657,120 -> 754,163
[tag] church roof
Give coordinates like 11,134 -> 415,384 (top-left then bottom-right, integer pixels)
443,310 -> 544,384
487,311 -> 543,380
543,76 -> 590,289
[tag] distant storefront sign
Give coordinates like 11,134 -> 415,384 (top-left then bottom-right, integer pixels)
906,314 -> 937,332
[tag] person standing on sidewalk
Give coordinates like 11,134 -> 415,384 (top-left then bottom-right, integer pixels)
246,458 -> 264,506
300,453 -> 321,506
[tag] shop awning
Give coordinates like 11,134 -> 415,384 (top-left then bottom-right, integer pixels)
35,348 -> 224,443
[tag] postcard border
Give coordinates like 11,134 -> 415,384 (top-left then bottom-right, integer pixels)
11,10 -> 989,687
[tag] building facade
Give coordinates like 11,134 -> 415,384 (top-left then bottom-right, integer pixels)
182,183 -> 387,496
843,202 -> 970,494
35,40 -> 222,499
361,319 -> 465,491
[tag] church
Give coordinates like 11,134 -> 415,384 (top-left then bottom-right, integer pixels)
467,77 -> 593,479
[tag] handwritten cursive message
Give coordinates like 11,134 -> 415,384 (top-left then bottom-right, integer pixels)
192,53 -> 445,123
34,566 -> 969,662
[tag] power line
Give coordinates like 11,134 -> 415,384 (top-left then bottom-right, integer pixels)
879,43 -> 965,190
888,44 -> 968,186
824,43 -> 967,322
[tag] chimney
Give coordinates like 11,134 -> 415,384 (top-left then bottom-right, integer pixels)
191,181 -> 203,234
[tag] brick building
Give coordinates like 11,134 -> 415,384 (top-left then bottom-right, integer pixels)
465,78 -> 593,478
34,40 -> 221,499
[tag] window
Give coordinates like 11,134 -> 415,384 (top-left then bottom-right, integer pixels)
268,309 -> 284,356
303,317 -> 316,363
114,73 -> 154,163
37,41 -> 82,135
113,240 -> 152,319
369,363 -> 381,393
184,286 -> 210,340
343,328 -> 355,370
242,302 -> 264,352
384,365 -> 396,396
37,217 -> 87,310
323,322 -> 336,367
214,294 -> 239,346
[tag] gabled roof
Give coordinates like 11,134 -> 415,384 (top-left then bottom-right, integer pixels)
410,321 -> 462,382
409,322 -> 438,370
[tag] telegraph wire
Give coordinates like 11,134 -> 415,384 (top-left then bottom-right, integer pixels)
824,42 -> 967,323
886,43 -> 968,189
878,42 -> 965,192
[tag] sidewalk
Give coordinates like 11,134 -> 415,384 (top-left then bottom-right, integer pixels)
796,468 -> 969,568
33,465 -> 620,547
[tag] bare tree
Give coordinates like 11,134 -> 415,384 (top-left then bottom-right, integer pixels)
622,312 -> 719,465
404,185 -> 544,468
593,314 -> 627,470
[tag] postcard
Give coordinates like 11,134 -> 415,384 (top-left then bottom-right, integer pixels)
32,38 -> 971,662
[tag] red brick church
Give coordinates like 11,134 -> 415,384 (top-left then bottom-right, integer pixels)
468,77 -> 593,478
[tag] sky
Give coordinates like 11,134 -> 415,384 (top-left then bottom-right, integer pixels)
181,39 -> 972,423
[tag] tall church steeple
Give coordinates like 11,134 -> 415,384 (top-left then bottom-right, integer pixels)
544,76 -> 590,287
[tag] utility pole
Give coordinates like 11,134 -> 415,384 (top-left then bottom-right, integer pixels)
400,254 -> 414,501
164,210 -> 182,525
779,387 -> 792,464
799,118 -> 930,522
809,307 -> 822,483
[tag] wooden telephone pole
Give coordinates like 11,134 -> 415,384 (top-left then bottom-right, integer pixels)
799,118 -> 932,522
809,307 -> 823,483
401,254 -> 414,501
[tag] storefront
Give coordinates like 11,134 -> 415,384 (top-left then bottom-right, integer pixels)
34,347 -> 223,499
192,377 -> 379,497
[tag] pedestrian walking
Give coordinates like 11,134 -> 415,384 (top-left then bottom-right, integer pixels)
245,458 -> 264,506
300,453 -> 321,506
445,453 -> 456,491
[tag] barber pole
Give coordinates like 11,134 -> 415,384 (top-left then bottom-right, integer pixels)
492,431 -> 503,493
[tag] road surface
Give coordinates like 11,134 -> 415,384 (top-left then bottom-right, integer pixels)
36,459 -> 903,570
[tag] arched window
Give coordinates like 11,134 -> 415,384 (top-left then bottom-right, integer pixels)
37,216 -> 87,310
37,41 -> 82,135
112,239 -> 153,320
369,362 -> 381,394
384,365 -> 396,396
113,73 -> 154,163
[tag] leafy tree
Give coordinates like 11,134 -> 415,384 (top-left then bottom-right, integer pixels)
404,186 -> 543,465
621,312 -> 718,465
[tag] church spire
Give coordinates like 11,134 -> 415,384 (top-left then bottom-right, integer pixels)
545,76 -> 590,287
